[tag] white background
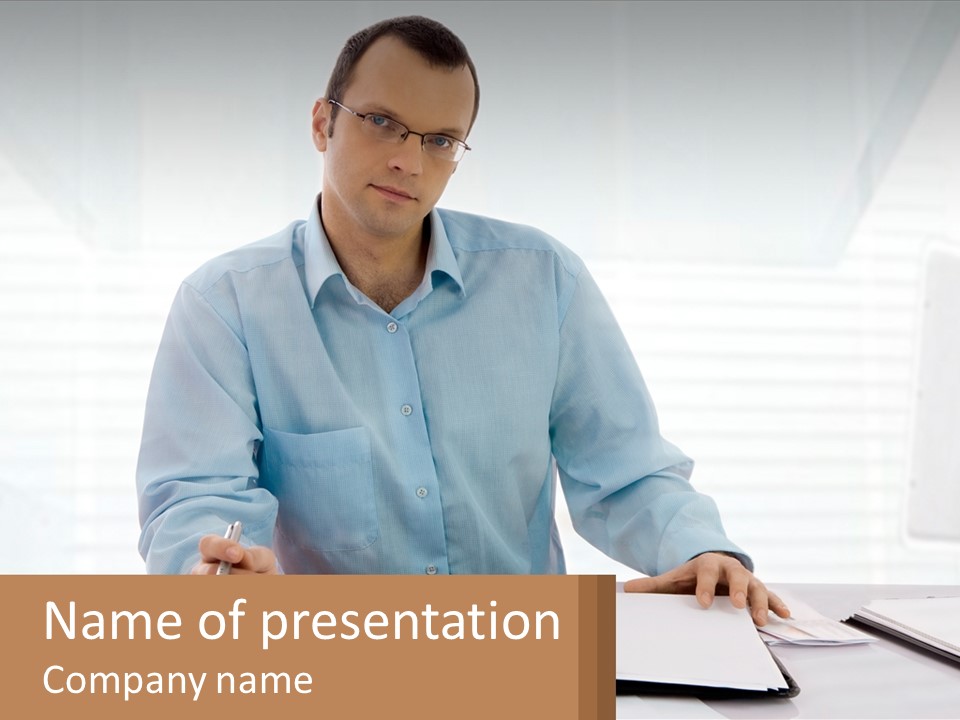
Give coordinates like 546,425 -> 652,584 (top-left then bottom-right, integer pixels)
1,1 -> 959,581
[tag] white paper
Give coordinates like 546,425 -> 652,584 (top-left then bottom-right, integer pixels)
759,593 -> 877,646
855,596 -> 960,656
616,593 -> 788,692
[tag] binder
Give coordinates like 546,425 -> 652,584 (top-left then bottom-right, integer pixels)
616,648 -> 800,698
615,593 -> 800,699
845,596 -> 960,665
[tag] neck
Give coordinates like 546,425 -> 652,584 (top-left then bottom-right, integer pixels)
319,198 -> 430,312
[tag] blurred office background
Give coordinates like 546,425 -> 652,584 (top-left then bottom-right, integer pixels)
1,1 -> 959,580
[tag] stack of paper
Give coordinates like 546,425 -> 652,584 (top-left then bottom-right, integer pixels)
759,595 -> 876,646
847,596 -> 960,663
616,593 -> 792,695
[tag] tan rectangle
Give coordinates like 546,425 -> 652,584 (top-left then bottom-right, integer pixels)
595,575 -> 616,718
576,574 -> 616,719
2,574 -> 612,719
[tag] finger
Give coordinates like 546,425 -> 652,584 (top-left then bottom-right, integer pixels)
723,562 -> 752,610
198,534 -> 244,564
190,560 -> 219,576
746,580 -> 770,625
694,561 -> 721,609
767,591 -> 791,619
623,574 -> 679,594
192,552 -> 262,575
235,546 -> 278,574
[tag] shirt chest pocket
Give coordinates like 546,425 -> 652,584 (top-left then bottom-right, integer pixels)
260,426 -> 379,552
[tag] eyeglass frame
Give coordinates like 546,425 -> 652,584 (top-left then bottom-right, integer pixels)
326,99 -> 472,162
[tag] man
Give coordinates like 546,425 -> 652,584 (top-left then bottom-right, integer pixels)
137,16 -> 789,626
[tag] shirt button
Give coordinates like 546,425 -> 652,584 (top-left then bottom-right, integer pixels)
386,321 -> 398,334
416,487 -> 428,498
400,404 -> 413,416
425,565 -> 438,575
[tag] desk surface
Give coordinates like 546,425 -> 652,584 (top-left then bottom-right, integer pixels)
616,583 -> 960,720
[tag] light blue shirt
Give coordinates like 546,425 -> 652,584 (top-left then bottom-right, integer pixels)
137,199 -> 749,575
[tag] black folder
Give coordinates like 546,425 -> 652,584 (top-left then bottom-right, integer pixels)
616,645 -> 800,699
846,614 -> 960,665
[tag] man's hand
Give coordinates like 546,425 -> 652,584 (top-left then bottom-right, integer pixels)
623,552 -> 790,626
190,535 -> 279,575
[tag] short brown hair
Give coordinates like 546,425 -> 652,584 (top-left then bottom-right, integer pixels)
324,15 -> 479,135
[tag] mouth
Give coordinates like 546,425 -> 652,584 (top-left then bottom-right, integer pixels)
371,184 -> 416,202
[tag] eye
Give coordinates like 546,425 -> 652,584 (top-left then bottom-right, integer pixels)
428,135 -> 454,150
369,115 -> 389,127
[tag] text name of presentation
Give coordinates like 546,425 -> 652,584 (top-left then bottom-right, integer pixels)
46,599 -> 560,649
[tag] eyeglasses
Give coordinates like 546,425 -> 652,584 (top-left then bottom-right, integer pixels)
328,99 -> 471,163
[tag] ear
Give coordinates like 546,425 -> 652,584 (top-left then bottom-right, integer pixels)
311,98 -> 330,152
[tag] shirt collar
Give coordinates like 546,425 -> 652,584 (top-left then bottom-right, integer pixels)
304,196 -> 465,309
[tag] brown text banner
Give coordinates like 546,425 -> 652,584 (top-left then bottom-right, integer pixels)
2,574 -> 614,719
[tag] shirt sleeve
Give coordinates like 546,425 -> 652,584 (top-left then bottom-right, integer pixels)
136,281 -> 278,574
549,267 -> 753,576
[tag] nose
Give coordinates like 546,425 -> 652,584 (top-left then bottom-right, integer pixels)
387,134 -> 423,175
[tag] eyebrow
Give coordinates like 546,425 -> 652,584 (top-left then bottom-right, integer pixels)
363,103 -> 467,140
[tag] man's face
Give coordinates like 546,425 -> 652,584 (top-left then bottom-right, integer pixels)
312,36 -> 475,246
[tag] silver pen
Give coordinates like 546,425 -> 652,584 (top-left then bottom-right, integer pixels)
215,520 -> 243,575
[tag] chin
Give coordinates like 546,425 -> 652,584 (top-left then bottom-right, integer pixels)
360,213 -> 421,240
